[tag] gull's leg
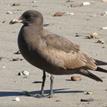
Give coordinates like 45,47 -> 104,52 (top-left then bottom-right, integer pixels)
24,71 -> 46,97
40,70 -> 46,96
49,74 -> 54,98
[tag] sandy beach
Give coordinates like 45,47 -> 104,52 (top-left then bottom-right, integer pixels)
0,0 -> 107,107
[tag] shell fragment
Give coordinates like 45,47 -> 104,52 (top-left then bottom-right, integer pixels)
82,2 -> 91,6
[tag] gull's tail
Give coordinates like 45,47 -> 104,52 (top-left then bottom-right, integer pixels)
95,59 -> 107,66
79,69 -> 103,82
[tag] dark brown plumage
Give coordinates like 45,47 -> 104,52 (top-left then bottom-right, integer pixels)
10,10 -> 107,97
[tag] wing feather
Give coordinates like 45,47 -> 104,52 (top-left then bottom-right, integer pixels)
33,31 -> 97,70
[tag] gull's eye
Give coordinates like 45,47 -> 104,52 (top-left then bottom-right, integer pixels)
25,14 -> 31,19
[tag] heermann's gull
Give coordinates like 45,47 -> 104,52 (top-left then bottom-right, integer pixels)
10,10 -> 107,97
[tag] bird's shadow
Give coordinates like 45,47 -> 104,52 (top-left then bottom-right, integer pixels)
0,88 -> 84,98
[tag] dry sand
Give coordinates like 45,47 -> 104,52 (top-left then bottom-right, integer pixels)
0,0 -> 107,107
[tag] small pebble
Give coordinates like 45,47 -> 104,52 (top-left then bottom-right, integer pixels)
75,33 -> 80,37
6,11 -> 13,14
12,3 -> 20,6
32,0 -> 37,3
80,98 -> 94,102
82,2 -> 91,6
22,70 -> 30,76
66,12 -> 74,15
11,58 -> 23,61
96,39 -> 104,44
101,27 -> 107,30
84,91 -> 93,95
14,97 -> 20,102
70,76 -> 81,81
100,11 -> 107,16
53,12 -> 65,17
14,51 -> 21,54
18,72 -> 23,76
18,70 -> 29,77
86,32 -> 99,39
